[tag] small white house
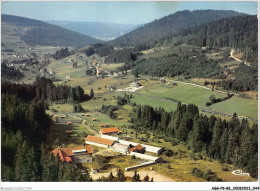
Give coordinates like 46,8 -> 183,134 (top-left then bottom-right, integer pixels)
130,81 -> 141,88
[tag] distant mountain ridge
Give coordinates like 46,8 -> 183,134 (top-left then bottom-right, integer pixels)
1,14 -> 102,47
46,20 -> 138,41
110,10 -> 246,47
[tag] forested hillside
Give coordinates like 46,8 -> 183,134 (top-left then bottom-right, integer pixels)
131,104 -> 258,178
110,10 -> 244,47
165,15 -> 258,65
2,14 -> 102,47
1,82 -> 92,181
126,14 -> 258,92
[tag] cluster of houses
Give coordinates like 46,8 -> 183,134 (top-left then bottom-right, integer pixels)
52,127 -> 163,170
85,127 -> 163,164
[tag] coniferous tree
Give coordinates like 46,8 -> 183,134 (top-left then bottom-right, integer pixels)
143,174 -> 150,182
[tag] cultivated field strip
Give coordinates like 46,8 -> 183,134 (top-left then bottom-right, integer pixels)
132,92 -> 258,123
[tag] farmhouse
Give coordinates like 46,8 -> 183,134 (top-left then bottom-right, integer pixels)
130,80 -> 141,88
52,145 -> 93,163
159,77 -> 166,83
118,140 -> 163,155
100,127 -> 119,136
65,130 -> 72,136
96,68 -> 103,76
66,75 -> 71,80
113,72 -> 119,77
85,135 -> 115,148
128,144 -> 145,154
107,86 -> 114,91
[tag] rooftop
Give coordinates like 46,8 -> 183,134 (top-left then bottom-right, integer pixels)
85,135 -> 114,146
128,144 -> 144,153
100,127 -> 119,134
52,145 -> 93,162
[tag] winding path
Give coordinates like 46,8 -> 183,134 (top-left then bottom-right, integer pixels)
230,49 -> 250,67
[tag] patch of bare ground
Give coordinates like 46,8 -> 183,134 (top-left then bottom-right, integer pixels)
90,168 -> 176,182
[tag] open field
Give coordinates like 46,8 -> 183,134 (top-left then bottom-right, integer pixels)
117,92 -> 178,112
82,111 -> 131,133
139,44 -> 193,59
208,96 -> 258,119
135,80 -> 257,120
46,123 -> 93,148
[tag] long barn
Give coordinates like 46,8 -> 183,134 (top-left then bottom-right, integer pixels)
85,135 -> 115,148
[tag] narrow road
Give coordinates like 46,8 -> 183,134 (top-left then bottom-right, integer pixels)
70,114 -> 99,136
167,79 -> 240,96
82,119 -> 99,136
230,49 -> 243,63
230,49 -> 250,67
132,92 -> 257,123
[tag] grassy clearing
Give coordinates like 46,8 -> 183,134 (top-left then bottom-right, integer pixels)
208,96 -> 258,119
139,44 -> 192,59
101,63 -> 125,71
127,93 -> 178,112
136,81 -> 257,119
46,123 -> 92,148
139,81 -> 226,107
83,111 -> 131,133
106,155 -> 146,171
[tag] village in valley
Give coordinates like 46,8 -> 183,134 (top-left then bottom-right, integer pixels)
2,44 -> 258,182
1,3 -> 258,185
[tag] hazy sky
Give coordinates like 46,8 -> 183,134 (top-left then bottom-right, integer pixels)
1,1 -> 258,24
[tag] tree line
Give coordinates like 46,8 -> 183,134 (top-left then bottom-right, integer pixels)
2,77 -> 90,104
1,62 -> 24,80
170,15 -> 257,65
104,48 -> 137,63
53,48 -> 71,60
1,81 -> 92,182
215,64 -> 258,92
131,49 -> 225,79
110,10 -> 243,47
130,104 -> 258,178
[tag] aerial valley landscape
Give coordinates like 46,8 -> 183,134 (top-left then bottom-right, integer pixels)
1,1 -> 258,187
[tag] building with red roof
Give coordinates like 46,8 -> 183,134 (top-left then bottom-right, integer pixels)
85,135 -> 115,148
100,127 -> 119,136
128,144 -> 145,154
52,145 -> 94,163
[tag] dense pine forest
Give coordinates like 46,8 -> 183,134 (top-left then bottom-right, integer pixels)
110,10 -> 244,47
131,104 -> 258,178
1,81 -> 92,181
165,15 -> 258,65
2,77 -> 90,104
131,49 -> 225,79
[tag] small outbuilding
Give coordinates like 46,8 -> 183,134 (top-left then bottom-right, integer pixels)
100,127 -> 119,136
